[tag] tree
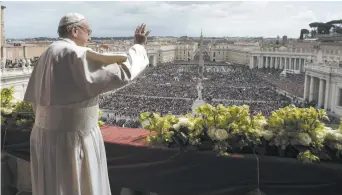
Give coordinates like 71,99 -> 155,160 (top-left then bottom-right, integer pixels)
326,19 -> 342,34
309,22 -> 333,34
299,29 -> 310,40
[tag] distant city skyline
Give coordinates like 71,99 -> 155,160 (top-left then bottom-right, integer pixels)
2,1 -> 342,39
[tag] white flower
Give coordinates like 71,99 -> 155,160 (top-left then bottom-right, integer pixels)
255,118 -> 267,128
336,133 -> 342,143
173,123 -> 181,131
178,117 -> 189,126
207,127 -> 216,139
141,119 -> 150,127
325,129 -> 342,142
261,130 -> 274,141
214,129 -> 229,141
297,133 -> 312,146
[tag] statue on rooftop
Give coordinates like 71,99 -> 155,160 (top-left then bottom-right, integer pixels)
26,58 -> 31,66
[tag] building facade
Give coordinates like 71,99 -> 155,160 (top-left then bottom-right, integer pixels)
249,43 -> 342,73
304,50 -> 342,116
0,5 -> 6,59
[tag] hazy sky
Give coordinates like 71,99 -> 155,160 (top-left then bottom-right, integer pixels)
2,1 -> 342,39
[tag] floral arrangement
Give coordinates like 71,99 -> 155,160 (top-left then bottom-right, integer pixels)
1,87 -> 105,131
1,86 -> 34,129
140,104 -> 342,163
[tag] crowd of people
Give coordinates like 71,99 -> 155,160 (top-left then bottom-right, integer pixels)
116,65 -> 199,98
99,93 -> 193,116
255,68 -> 305,98
204,87 -> 289,101
1,57 -> 39,69
98,62 -> 304,126
209,100 -> 290,116
102,117 -> 142,128
117,83 -> 198,99
203,66 -> 275,87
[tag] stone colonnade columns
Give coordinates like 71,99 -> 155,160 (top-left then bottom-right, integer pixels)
293,58 -> 295,69
258,56 -> 262,68
285,57 -> 288,69
280,57 -> 283,69
309,76 -> 314,101
324,79 -> 330,110
303,75 -> 309,100
318,79 -> 324,108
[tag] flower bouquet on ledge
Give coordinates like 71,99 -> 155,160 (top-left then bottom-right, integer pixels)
264,106 -> 328,163
139,103 -> 341,164
1,87 -> 34,147
1,87 -> 106,148
323,122 -> 342,162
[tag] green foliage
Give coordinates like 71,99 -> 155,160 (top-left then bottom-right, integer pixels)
324,120 -> 342,158
98,120 -> 105,127
16,118 -> 33,127
0,87 -> 104,130
266,106 -> 327,150
141,104 -> 267,156
13,101 -> 33,113
98,109 -> 104,127
140,104 -> 342,163
300,29 -> 310,40
140,112 -> 179,145
1,86 -> 15,107
309,22 -> 333,34
297,150 -> 320,164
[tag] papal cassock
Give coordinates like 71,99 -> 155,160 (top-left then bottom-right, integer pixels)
24,38 -> 149,195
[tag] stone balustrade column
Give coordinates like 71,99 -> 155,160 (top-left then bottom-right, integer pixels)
309,76 -> 315,102
318,79 -> 324,108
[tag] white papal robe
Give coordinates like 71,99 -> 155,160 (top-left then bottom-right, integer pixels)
24,38 -> 149,195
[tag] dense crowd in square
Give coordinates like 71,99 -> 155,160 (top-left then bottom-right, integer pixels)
99,62 -> 304,123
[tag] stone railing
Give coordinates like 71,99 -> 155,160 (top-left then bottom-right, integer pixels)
1,67 -> 33,78
260,47 -> 315,53
304,64 -> 342,76
146,48 -> 157,53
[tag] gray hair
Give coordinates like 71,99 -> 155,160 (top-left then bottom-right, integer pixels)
57,24 -> 77,38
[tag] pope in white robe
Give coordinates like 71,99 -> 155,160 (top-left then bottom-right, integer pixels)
24,13 -> 151,195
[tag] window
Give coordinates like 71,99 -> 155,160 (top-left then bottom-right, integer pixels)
7,51 -> 12,58
339,89 -> 342,107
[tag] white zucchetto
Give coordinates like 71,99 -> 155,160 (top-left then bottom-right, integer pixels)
58,13 -> 86,27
